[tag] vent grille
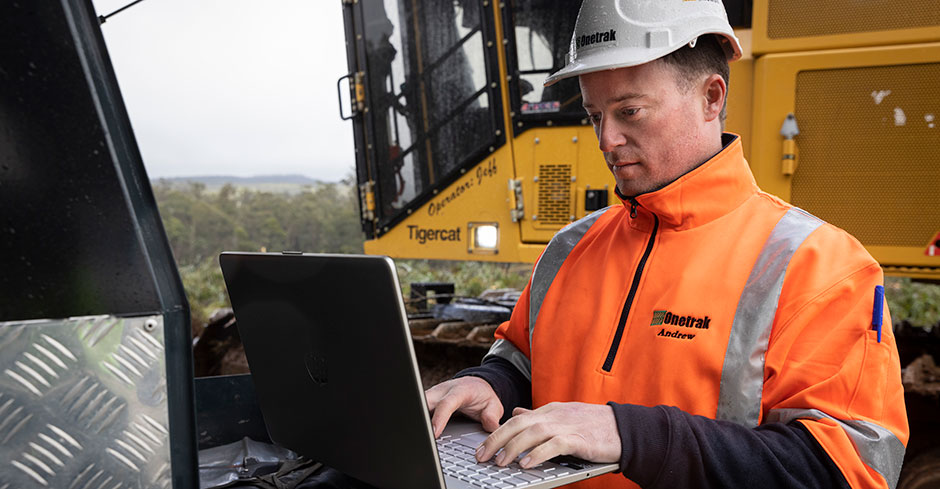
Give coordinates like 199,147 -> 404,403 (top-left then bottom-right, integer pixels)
537,164 -> 572,225
792,63 -> 940,248
767,0 -> 940,39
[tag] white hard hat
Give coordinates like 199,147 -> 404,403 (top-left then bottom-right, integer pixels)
544,0 -> 742,86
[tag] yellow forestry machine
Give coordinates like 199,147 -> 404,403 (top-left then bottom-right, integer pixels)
339,0 -> 939,278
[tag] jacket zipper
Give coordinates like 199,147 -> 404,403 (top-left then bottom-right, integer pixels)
602,199 -> 659,372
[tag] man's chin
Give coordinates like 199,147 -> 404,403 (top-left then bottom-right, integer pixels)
615,183 -> 641,199
616,181 -> 667,199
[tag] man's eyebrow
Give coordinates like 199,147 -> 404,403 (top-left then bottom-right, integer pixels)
582,93 -> 647,109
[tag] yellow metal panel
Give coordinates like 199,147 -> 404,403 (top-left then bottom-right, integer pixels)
516,129 -> 567,243
726,29 -> 754,160
514,126 -> 616,243
751,42 -> 940,275
873,246 -> 940,275
363,144 -> 545,263
752,0 -> 940,55
884,266 -> 940,280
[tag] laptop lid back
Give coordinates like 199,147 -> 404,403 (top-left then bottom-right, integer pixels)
219,252 -> 445,489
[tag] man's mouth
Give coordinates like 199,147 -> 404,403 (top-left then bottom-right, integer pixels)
611,161 -> 639,168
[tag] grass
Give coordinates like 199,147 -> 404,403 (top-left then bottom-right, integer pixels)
886,276 -> 940,329
178,256 -> 231,329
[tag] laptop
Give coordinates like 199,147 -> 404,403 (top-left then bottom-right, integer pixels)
219,252 -> 619,489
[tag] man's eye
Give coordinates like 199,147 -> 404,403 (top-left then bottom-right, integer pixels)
622,108 -> 639,117
588,113 -> 601,124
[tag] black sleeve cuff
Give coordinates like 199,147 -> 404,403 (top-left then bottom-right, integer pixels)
608,403 -> 670,486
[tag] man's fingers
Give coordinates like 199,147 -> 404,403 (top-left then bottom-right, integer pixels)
430,395 -> 461,438
519,435 -> 571,469
426,377 -> 501,439
478,399 -> 502,433
479,411 -> 545,464
424,387 -> 443,411
478,412 -> 526,462
494,421 -> 553,467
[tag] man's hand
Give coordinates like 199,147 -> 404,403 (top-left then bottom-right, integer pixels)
425,376 -> 503,438
476,402 -> 621,469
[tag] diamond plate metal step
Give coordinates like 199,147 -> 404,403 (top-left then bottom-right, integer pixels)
0,315 -> 171,488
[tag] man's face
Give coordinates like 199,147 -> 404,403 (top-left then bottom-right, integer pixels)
580,61 -> 712,197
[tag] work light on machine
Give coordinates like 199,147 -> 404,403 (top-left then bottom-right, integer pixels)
468,222 -> 499,254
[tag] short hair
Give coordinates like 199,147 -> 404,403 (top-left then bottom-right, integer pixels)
659,34 -> 731,124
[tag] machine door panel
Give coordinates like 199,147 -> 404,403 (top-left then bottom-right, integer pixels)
751,43 -> 940,276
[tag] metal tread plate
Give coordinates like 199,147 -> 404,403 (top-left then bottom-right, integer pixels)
0,314 -> 171,488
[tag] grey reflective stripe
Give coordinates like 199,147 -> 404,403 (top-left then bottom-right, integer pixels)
766,408 -> 905,489
483,339 -> 533,381
716,208 -> 823,426
527,206 -> 614,349
483,206 -> 613,381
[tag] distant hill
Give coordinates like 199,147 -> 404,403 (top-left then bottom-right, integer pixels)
154,174 -> 321,186
152,174 -> 334,194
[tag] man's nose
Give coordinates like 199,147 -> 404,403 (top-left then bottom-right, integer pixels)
597,117 -> 626,153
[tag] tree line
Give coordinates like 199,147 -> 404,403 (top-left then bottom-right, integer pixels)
154,180 -> 364,265
152,179 -> 364,326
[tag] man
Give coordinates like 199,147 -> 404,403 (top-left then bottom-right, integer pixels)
425,1 -> 909,488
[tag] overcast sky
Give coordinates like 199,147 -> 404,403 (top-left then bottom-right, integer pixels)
92,0 -> 353,181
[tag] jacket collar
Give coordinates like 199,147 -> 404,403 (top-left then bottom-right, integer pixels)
615,134 -> 759,231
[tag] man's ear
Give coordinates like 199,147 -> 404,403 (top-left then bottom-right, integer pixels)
702,73 -> 726,123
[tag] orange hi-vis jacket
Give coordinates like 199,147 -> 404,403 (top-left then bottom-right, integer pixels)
484,135 -> 908,488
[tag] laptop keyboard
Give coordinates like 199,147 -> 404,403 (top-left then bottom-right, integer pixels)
436,432 -> 574,488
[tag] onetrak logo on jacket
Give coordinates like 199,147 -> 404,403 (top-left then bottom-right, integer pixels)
650,309 -> 711,341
